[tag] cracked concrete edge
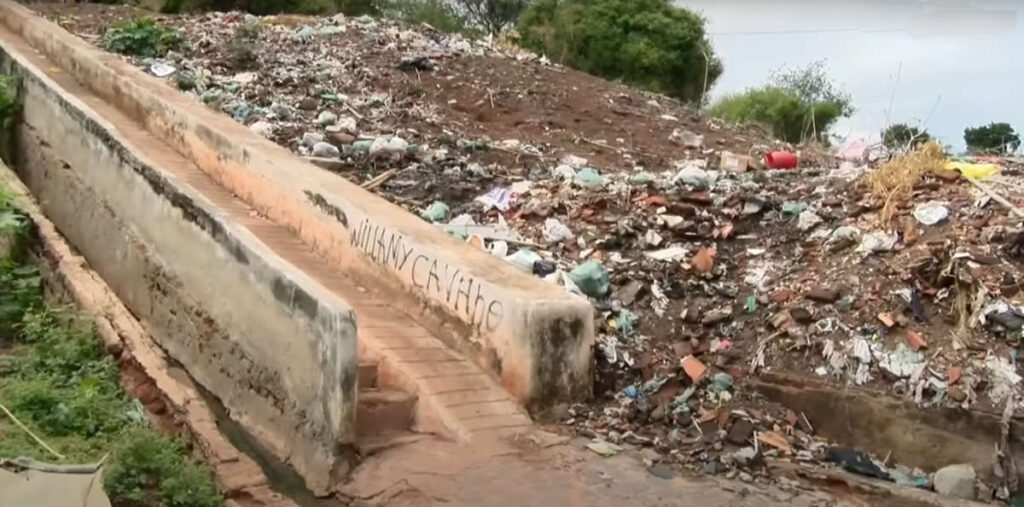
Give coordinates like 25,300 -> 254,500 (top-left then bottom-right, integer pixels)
0,164 -> 297,507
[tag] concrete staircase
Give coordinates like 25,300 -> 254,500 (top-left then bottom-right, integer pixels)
354,360 -> 425,456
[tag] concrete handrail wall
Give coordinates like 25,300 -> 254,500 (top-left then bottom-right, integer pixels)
0,1 -> 594,412
0,14 -> 357,494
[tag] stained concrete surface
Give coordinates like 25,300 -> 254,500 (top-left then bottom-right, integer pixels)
340,433 -> 847,507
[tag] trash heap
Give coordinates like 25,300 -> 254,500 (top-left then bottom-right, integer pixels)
44,5 -> 1024,502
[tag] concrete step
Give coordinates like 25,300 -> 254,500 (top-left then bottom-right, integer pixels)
354,431 -> 431,458
358,360 -> 378,390
356,388 -> 417,438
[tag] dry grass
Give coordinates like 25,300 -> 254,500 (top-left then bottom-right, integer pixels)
865,141 -> 947,225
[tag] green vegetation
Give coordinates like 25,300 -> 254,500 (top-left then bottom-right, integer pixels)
964,122 -> 1020,155
881,123 -> 931,151
101,18 -> 184,58
226,18 -> 262,70
0,75 -> 20,163
162,0 -> 380,16
458,0 -> 529,35
710,60 -> 852,144
387,0 -> 474,35
104,429 -> 223,507
0,189 -> 222,507
517,0 -> 722,102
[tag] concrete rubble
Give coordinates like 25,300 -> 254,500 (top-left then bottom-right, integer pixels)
39,5 -> 1024,504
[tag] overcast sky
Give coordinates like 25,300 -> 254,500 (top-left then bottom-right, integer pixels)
676,0 -> 1023,151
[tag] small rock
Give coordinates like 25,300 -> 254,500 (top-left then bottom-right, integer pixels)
670,128 -> 703,148
702,308 -> 732,326
806,287 -> 841,303
727,419 -> 754,445
790,307 -> 814,324
269,102 -> 291,120
648,464 -> 674,480
369,135 -> 410,156
249,120 -> 274,138
336,115 -> 358,133
298,97 -> 318,110
616,280 -> 645,306
662,215 -> 684,229
769,290 -> 793,304
949,385 -> 967,402
301,132 -> 325,147
316,110 -> 337,126
933,464 -> 975,499
641,448 -> 662,462
738,471 -> 753,482
328,132 -> 356,146
311,141 -> 340,158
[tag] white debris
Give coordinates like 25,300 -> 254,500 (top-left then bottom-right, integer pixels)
669,128 -> 703,148
311,141 -> 340,158
316,110 -> 337,126
985,355 -> 1022,403
878,345 -> 925,378
913,201 -> 950,225
561,154 -> 588,168
644,229 -> 663,248
301,132 -> 325,147
475,187 -> 514,212
672,165 -> 717,189
368,135 -> 409,155
149,61 -> 176,77
646,246 -> 687,261
797,210 -> 823,231
650,281 -> 669,317
542,218 -> 575,243
858,231 -> 899,254
552,165 -> 576,181
828,225 -> 861,244
249,120 -> 274,139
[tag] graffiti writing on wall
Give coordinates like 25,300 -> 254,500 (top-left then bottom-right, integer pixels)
350,217 -> 504,332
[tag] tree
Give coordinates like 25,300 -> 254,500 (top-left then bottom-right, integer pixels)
710,61 -> 852,144
964,122 -> 1020,155
881,123 -> 930,150
457,0 -> 529,35
517,0 -> 722,102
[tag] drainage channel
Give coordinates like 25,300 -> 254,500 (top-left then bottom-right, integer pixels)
169,364 -> 346,507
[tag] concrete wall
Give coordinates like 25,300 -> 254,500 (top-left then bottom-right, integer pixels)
0,23 -> 357,495
0,1 -> 594,413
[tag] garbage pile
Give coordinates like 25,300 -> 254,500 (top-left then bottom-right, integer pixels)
40,5 -> 1024,502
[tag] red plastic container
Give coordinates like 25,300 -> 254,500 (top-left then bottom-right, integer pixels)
764,151 -> 798,169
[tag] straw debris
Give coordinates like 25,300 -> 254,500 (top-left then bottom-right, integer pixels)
865,141 -> 946,225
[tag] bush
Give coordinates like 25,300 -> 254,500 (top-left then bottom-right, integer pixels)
387,0 -> 474,35
457,0 -> 529,35
102,18 -> 183,58
518,0 -> 722,102
104,429 -> 224,507
964,122 -> 1020,155
881,123 -> 930,151
710,61 -> 851,144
